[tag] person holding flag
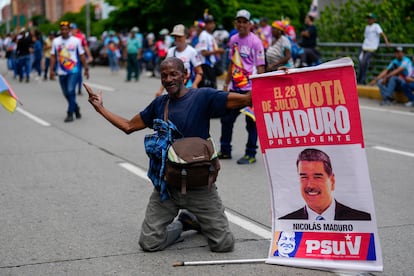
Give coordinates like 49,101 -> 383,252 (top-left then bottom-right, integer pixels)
219,9 -> 265,164
0,75 -> 20,113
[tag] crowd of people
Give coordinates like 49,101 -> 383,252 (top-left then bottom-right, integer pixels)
0,9 -> 412,117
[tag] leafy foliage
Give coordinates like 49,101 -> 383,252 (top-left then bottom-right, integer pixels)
3,0 -> 412,44
105,0 -> 310,34
318,0 -> 414,43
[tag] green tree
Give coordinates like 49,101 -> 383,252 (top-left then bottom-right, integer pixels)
104,0 -> 310,33
318,0 -> 414,43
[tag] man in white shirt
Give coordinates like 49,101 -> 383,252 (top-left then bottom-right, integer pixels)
357,13 -> 390,84
196,15 -> 224,88
50,21 -> 89,122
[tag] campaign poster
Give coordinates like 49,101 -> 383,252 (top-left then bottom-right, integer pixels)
251,58 -> 383,272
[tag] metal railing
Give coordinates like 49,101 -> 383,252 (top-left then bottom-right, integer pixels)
318,42 -> 414,83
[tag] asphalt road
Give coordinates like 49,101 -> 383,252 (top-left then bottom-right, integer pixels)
1,60 -> 413,276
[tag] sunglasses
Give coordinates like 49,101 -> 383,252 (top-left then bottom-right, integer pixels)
60,21 -> 70,27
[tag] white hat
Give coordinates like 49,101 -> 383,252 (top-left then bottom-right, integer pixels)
171,24 -> 186,36
236,9 -> 251,20
159,28 -> 169,35
131,26 -> 139,33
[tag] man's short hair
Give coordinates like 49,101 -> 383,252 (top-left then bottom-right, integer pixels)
296,148 -> 332,176
307,14 -> 315,22
161,57 -> 185,73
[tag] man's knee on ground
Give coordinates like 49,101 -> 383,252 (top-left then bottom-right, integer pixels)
208,233 -> 235,253
139,235 -> 165,252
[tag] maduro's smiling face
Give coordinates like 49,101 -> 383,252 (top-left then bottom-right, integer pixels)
298,160 -> 335,214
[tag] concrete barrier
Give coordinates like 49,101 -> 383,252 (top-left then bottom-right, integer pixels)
357,85 -> 408,102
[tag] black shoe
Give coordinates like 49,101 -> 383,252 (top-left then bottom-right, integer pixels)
26,78 -> 29,83
217,152 -> 232,159
78,91 -> 83,95
64,113 -> 74,122
178,210 -> 201,232
75,106 -> 81,119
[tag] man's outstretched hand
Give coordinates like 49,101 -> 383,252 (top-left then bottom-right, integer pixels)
84,83 -> 103,111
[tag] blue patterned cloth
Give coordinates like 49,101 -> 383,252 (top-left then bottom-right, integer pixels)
144,119 -> 182,201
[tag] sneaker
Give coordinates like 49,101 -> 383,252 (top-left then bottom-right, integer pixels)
379,99 -> 392,106
178,210 -> 201,232
237,155 -> 256,165
405,101 -> 414,107
217,152 -> 232,159
294,58 -> 301,68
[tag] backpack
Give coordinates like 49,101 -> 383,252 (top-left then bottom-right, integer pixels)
165,137 -> 220,195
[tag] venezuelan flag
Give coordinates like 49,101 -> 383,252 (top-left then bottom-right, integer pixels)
240,106 -> 255,121
0,75 -> 20,113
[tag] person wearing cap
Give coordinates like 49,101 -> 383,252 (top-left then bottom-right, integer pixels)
160,28 -> 173,50
155,24 -> 203,96
265,20 -> 294,72
70,23 -> 93,95
190,20 -> 205,47
218,9 -> 265,165
369,47 -> 413,106
357,13 -> 390,85
104,30 -> 121,73
125,26 -> 143,82
50,21 -> 89,122
196,14 -> 225,89
283,18 -> 296,43
213,24 -> 230,74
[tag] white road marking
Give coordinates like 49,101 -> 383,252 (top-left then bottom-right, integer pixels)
224,211 -> 271,239
84,82 -> 116,92
360,105 -> 414,116
16,107 -> 51,126
117,162 -> 272,239
118,162 -> 150,181
373,146 -> 414,158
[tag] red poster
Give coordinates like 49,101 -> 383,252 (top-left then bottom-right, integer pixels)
251,58 -> 383,272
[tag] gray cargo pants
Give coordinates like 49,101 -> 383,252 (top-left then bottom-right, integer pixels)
139,185 -> 234,252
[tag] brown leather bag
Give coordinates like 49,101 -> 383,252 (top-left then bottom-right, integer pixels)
165,137 -> 220,195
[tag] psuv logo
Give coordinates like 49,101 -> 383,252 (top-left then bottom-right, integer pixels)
305,234 -> 361,255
